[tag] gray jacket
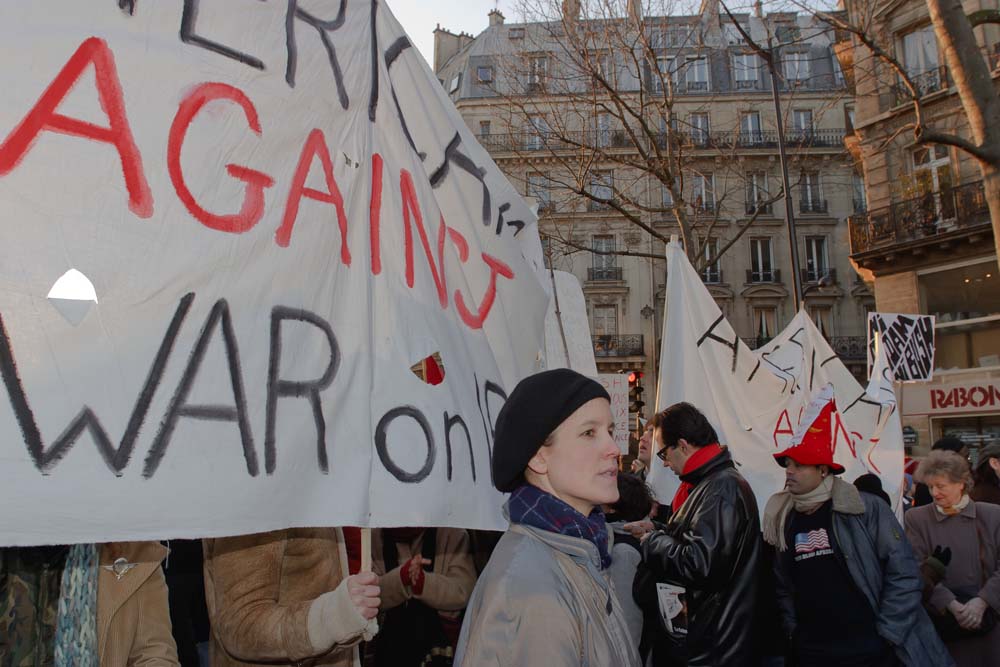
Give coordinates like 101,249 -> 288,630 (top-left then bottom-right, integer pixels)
454,520 -> 642,667
773,479 -> 954,667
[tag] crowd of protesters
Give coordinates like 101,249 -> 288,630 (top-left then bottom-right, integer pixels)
3,368 -> 1000,667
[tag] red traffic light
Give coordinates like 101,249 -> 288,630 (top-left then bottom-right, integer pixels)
628,372 -> 637,383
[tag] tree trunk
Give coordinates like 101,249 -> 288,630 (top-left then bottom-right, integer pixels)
925,0 -> 1000,267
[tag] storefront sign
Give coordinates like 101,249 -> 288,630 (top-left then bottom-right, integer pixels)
902,379 -> 1000,416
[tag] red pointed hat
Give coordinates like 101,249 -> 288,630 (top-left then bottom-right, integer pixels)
774,384 -> 845,474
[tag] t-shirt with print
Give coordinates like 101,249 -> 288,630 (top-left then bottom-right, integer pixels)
788,500 -> 890,666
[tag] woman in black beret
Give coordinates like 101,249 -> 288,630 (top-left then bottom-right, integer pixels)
453,368 -> 641,666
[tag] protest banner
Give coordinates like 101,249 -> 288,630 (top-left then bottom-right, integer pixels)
0,1 -> 549,545
867,313 -> 936,381
648,241 -> 904,513
598,374 -> 630,454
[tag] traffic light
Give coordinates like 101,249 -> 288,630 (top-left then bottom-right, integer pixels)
628,371 -> 645,414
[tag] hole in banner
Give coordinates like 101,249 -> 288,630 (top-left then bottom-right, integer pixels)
410,352 -> 445,385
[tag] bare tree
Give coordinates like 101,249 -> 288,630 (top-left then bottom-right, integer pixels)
802,0 -> 1000,265
481,0 -> 845,272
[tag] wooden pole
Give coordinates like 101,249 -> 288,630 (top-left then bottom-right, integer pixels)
360,527 -> 372,572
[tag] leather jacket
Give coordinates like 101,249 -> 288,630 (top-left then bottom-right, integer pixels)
641,448 -> 762,666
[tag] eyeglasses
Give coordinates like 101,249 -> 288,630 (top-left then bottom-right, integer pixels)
656,446 -> 670,462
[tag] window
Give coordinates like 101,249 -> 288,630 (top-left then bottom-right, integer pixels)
752,307 -> 778,342
800,171 -> 824,212
591,235 -> 618,279
783,52 -> 810,82
653,56 -> 676,93
749,238 -> 774,282
911,144 -> 953,221
700,237 -> 721,282
540,236 -> 551,268
740,111 -> 762,146
509,27 -> 525,39
733,53 -> 759,87
662,181 -> 675,207
596,112 -> 611,148
901,25 -> 940,94
808,305 -> 832,337
588,170 -> 613,209
528,54 -> 548,90
479,120 -> 491,138
477,66 -> 493,83
689,112 -> 710,145
776,23 -> 800,44
592,304 -> 618,336
685,56 -> 709,91
830,47 -> 845,86
692,172 -> 715,212
791,109 -> 813,141
525,114 -> 549,150
804,236 -> 828,282
528,172 -> 551,209
724,21 -> 748,45
449,73 -> 462,94
746,170 -> 770,214
655,26 -> 693,48
852,172 -> 867,213
594,52 -> 613,88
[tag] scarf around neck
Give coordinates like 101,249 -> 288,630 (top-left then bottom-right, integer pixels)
53,543 -> 99,667
935,493 -> 971,516
509,483 -> 613,569
763,475 -> 835,551
671,443 -> 724,513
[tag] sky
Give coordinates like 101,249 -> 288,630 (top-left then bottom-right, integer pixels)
389,0 -> 511,69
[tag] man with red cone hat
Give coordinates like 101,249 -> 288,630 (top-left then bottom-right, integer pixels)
764,385 -> 952,667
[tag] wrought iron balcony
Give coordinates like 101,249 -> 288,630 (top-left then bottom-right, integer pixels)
746,269 -> 781,284
848,180 -> 990,255
799,198 -> 828,214
801,267 -> 837,285
891,67 -> 948,106
701,269 -> 723,284
743,336 -> 772,350
746,201 -> 773,215
828,336 -> 867,361
593,334 -> 644,357
587,266 -> 623,281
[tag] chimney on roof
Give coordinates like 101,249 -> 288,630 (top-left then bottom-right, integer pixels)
754,0 -> 763,18
562,0 -> 580,22
489,9 -> 505,26
627,0 -> 643,23
433,25 -> 475,73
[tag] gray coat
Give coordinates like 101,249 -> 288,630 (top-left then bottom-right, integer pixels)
773,479 -> 954,667
905,501 -> 1000,666
454,520 -> 642,667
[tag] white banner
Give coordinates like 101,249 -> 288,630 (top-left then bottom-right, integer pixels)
598,374 -> 630,454
867,313 -> 936,381
0,1 -> 549,545
649,242 -> 904,513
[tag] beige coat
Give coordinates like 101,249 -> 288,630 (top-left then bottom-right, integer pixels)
203,528 -> 363,667
371,528 -> 476,613
98,542 -> 179,667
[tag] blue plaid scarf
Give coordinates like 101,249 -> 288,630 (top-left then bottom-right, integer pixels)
53,543 -> 99,667
509,484 -> 613,569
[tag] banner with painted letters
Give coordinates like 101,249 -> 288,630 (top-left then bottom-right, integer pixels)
0,1 -> 550,545
867,313 -> 936,382
648,242 -> 904,513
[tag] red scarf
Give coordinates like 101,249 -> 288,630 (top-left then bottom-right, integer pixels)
671,443 -> 724,513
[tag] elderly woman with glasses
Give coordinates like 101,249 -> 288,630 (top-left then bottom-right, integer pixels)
905,450 -> 1000,666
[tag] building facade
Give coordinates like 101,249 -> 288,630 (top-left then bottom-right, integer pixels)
840,0 -> 1000,456
433,2 -> 870,423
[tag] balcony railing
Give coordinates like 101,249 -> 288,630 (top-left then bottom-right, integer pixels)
746,269 -> 781,284
848,180 -> 990,255
743,336 -> 772,350
799,198 -> 828,214
701,269 -> 723,284
746,201 -> 773,215
891,66 -> 948,106
478,128 -> 846,153
588,266 -> 623,281
593,334 -> 644,357
587,199 -> 613,212
801,267 -> 837,285
828,336 -> 867,361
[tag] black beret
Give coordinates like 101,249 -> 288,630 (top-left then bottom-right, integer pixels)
491,368 -> 611,493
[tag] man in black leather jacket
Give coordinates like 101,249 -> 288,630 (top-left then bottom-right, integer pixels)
638,402 -> 761,666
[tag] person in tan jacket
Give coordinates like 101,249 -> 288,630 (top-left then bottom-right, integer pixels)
203,528 -> 380,667
370,527 -> 476,665
0,541 -> 179,666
